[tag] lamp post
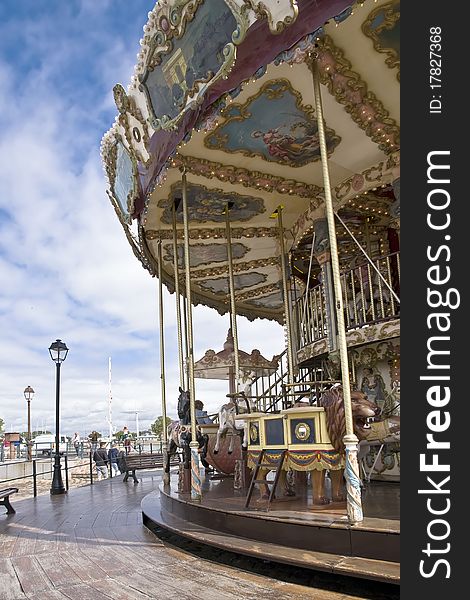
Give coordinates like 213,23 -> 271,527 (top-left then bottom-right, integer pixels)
23,386 -> 34,460
49,339 -> 68,495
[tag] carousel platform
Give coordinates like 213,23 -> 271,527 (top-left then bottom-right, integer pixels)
141,473 -> 400,585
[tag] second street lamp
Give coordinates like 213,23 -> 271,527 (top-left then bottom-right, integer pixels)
49,339 -> 69,495
23,386 -> 34,460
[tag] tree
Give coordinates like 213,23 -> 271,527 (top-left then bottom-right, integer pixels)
0,417 -> 4,433
88,431 -> 101,441
150,416 -> 172,438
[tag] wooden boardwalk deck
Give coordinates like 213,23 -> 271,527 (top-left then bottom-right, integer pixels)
0,470 -> 380,600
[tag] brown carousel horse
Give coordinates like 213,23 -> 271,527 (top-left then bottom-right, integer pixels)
165,388 -> 210,475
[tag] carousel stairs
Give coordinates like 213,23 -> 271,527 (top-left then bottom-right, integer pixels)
245,449 -> 286,510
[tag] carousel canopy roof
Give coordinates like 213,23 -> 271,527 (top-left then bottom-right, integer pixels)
101,0 -> 400,322
194,329 -> 280,380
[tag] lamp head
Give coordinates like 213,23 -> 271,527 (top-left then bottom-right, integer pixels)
24,386 -> 35,401
49,339 -> 69,364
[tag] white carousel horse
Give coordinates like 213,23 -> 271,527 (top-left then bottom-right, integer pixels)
213,375 -> 257,454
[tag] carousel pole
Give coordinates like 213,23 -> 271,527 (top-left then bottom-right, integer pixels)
172,201 -> 186,390
311,58 -> 363,523
157,239 -> 170,485
225,204 -> 240,393
182,288 -> 190,385
181,168 -> 201,501
275,206 -> 295,386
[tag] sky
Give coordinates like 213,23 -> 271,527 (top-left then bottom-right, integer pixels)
0,0 -> 283,438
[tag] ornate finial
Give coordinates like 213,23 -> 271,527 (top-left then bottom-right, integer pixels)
113,84 -> 129,114
224,329 -> 234,350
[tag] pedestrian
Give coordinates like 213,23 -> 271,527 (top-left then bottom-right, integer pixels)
72,432 -> 80,457
108,442 -> 120,477
123,425 -> 131,454
89,430 -> 99,453
93,442 -> 109,481
117,448 -> 127,476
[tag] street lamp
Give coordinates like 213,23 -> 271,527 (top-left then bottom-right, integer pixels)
48,339 -> 69,495
23,386 -> 35,460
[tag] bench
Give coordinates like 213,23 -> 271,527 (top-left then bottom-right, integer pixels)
0,488 -> 19,514
120,453 -> 180,483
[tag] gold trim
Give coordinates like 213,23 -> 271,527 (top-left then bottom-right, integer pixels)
113,84 -> 152,167
139,0 -> 250,131
315,36 -> 400,154
146,226 -> 278,241
103,135 -> 140,225
243,0 -> 299,34
171,154 -> 321,198
362,0 -> 400,82
294,421 -> 311,441
186,257 -> 280,280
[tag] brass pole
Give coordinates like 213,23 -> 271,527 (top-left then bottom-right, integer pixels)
276,207 -> 295,385
182,289 -> 190,384
181,169 -> 201,501
311,59 -> 363,522
157,239 -> 169,485
225,205 -> 240,392
172,202 -> 186,390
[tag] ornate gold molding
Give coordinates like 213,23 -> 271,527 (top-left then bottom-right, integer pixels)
102,134 -> 140,225
113,84 -> 151,167
362,0 -> 400,82
236,282 -> 281,302
145,226 -> 278,240
171,154 -> 321,198
243,0 -> 298,34
187,257 -> 280,280
314,35 -> 400,154
138,0 -> 250,131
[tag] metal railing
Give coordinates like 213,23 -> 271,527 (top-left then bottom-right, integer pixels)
294,251 -> 400,353
341,251 -> 400,329
0,446 -> 180,498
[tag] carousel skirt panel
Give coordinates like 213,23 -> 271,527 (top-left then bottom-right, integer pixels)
247,449 -> 344,471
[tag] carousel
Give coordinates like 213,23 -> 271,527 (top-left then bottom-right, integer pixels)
101,0 -> 400,584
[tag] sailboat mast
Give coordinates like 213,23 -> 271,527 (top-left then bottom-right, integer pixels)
108,357 -> 113,441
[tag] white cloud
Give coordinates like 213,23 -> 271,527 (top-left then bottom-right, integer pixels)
0,2 -> 284,438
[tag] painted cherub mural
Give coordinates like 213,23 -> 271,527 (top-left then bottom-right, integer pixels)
251,120 -> 320,163
205,79 -> 340,167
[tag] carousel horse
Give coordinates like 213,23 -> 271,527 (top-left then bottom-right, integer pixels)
213,390 -> 257,455
165,388 -> 210,475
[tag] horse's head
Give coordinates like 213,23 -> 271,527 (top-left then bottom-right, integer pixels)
177,387 -> 190,421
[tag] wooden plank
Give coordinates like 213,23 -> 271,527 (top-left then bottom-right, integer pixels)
26,590 -> 68,600
83,547 -> 133,577
92,577 -> 154,600
114,572 -> 194,600
36,553 -> 83,588
11,556 -> 51,594
57,583 -> 113,600
60,550 -> 108,582
0,558 -> 26,599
